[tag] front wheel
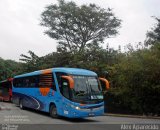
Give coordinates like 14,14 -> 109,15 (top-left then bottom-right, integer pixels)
50,104 -> 58,118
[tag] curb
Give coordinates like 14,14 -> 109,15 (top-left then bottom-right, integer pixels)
104,113 -> 160,120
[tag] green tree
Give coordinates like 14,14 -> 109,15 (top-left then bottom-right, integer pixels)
0,58 -> 22,80
40,0 -> 121,53
106,42 -> 160,115
20,50 -> 42,72
145,17 -> 160,46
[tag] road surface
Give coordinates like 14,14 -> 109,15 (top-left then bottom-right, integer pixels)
0,102 -> 160,130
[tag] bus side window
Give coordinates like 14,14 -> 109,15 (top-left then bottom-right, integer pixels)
61,79 -> 70,99
55,72 -> 70,98
14,78 -> 23,88
55,72 -> 67,90
30,76 -> 39,88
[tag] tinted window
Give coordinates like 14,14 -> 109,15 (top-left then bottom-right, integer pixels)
55,72 -> 67,90
13,74 -> 56,90
13,76 -> 39,88
55,72 -> 70,98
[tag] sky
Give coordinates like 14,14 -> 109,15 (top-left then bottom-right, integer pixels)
0,0 -> 160,61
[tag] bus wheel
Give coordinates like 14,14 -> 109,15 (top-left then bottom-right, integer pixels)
19,99 -> 24,110
50,104 -> 58,118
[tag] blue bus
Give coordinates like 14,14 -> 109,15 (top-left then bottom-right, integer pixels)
12,68 -> 109,118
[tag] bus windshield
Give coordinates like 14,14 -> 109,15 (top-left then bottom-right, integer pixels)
71,75 -> 103,103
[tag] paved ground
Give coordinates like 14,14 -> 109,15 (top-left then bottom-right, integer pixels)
0,102 -> 159,124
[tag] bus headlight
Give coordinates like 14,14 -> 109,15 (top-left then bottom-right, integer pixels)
75,106 -> 80,110
70,105 -> 80,110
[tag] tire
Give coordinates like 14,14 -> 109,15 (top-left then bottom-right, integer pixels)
50,104 -> 58,118
19,99 -> 24,110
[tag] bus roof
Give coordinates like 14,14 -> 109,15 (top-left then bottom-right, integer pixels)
14,68 -> 97,78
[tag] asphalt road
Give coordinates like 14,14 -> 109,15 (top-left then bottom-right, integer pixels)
0,102 -> 160,130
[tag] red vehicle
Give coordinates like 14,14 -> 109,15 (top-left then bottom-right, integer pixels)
0,78 -> 13,101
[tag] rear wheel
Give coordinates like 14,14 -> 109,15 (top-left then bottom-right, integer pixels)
50,104 -> 58,118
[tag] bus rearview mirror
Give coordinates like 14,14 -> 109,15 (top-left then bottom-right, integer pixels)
61,76 -> 74,89
99,78 -> 110,91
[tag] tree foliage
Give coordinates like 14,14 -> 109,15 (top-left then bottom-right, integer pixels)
107,42 -> 160,115
19,50 -> 42,72
41,0 -> 121,53
0,58 -> 23,81
145,17 -> 160,46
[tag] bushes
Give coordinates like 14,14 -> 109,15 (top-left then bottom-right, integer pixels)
105,42 -> 160,115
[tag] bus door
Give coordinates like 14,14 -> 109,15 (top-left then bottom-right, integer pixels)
60,78 -> 71,115
60,75 -> 75,116
55,73 -> 73,115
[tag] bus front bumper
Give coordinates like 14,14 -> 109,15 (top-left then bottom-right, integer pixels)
63,106 -> 104,118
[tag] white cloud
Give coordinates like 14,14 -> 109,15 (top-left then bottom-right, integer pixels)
0,0 -> 159,61
0,0 -> 57,61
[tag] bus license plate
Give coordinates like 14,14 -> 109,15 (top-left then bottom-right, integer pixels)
89,113 -> 94,116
